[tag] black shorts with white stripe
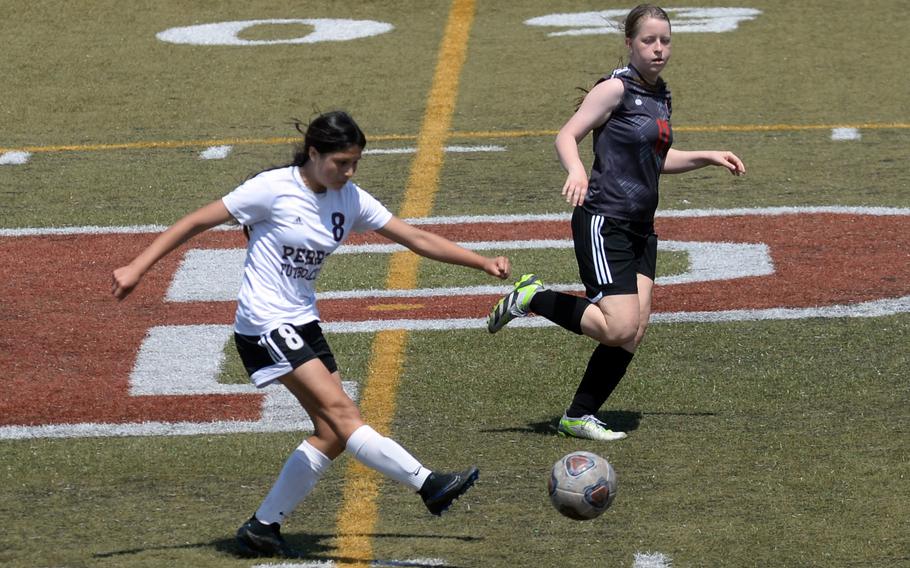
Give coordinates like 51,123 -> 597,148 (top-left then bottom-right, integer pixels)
571,207 -> 657,301
234,321 -> 338,386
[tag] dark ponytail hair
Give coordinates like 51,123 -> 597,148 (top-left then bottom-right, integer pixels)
290,110 -> 367,166
239,111 -> 367,238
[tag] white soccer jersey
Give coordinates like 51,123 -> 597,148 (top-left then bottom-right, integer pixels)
222,166 -> 393,335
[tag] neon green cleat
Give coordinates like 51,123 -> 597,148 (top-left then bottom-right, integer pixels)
557,414 -> 627,441
486,273 -> 544,333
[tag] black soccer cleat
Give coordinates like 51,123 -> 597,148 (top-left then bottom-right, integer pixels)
235,515 -> 299,558
419,466 -> 480,516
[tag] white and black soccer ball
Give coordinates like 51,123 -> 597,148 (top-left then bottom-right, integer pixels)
548,451 -> 617,520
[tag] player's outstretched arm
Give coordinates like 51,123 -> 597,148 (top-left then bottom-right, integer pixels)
662,149 -> 746,176
375,216 -> 511,280
112,200 -> 235,300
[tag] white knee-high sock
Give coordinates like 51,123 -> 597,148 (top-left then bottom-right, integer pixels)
255,440 -> 332,525
345,424 -> 431,491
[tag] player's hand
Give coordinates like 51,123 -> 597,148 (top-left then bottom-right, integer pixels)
485,256 -> 511,280
112,265 -> 143,300
714,151 -> 746,176
561,172 -> 589,206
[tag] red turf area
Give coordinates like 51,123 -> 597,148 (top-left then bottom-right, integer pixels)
1,214 -> 906,427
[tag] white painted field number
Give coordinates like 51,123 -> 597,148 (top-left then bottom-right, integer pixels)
156,8 -> 759,46
526,7 -> 762,36
157,18 -> 394,45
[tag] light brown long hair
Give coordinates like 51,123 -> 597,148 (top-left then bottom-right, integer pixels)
622,4 -> 671,40
575,4 -> 672,107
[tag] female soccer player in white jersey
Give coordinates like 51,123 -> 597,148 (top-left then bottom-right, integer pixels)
112,111 -> 511,557
487,4 -> 746,441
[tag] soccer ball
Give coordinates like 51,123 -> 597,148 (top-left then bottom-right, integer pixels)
548,451 -> 617,520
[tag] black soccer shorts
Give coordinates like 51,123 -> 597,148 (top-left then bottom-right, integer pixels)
234,321 -> 338,387
571,207 -> 657,301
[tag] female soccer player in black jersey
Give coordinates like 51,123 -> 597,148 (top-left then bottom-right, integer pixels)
113,111 -> 511,557
488,4 -> 746,441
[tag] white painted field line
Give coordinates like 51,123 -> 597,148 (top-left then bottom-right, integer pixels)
364,144 -> 505,155
653,205 -> 909,218
199,145 -> 232,159
0,376 -> 351,439
0,417 -> 313,440
251,559 -> 446,568
633,551 -> 672,568
3,206 -> 908,237
252,562 -> 334,568
831,127 -> 861,141
339,238 -> 571,254
445,144 -> 505,152
320,294 -> 910,334
0,151 -> 31,165
0,222 -> 238,237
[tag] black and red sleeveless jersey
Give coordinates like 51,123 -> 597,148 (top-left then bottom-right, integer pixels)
584,64 -> 673,223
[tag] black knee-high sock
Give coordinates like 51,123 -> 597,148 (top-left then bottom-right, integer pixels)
529,290 -> 588,335
566,344 -> 634,418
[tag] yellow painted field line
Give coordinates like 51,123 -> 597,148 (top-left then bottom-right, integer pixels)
332,1 -> 475,565
4,123 -> 907,155
0,133 -> 417,154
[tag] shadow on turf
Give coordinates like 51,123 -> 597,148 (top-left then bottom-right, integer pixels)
479,410 -> 644,436
93,531 -> 477,566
